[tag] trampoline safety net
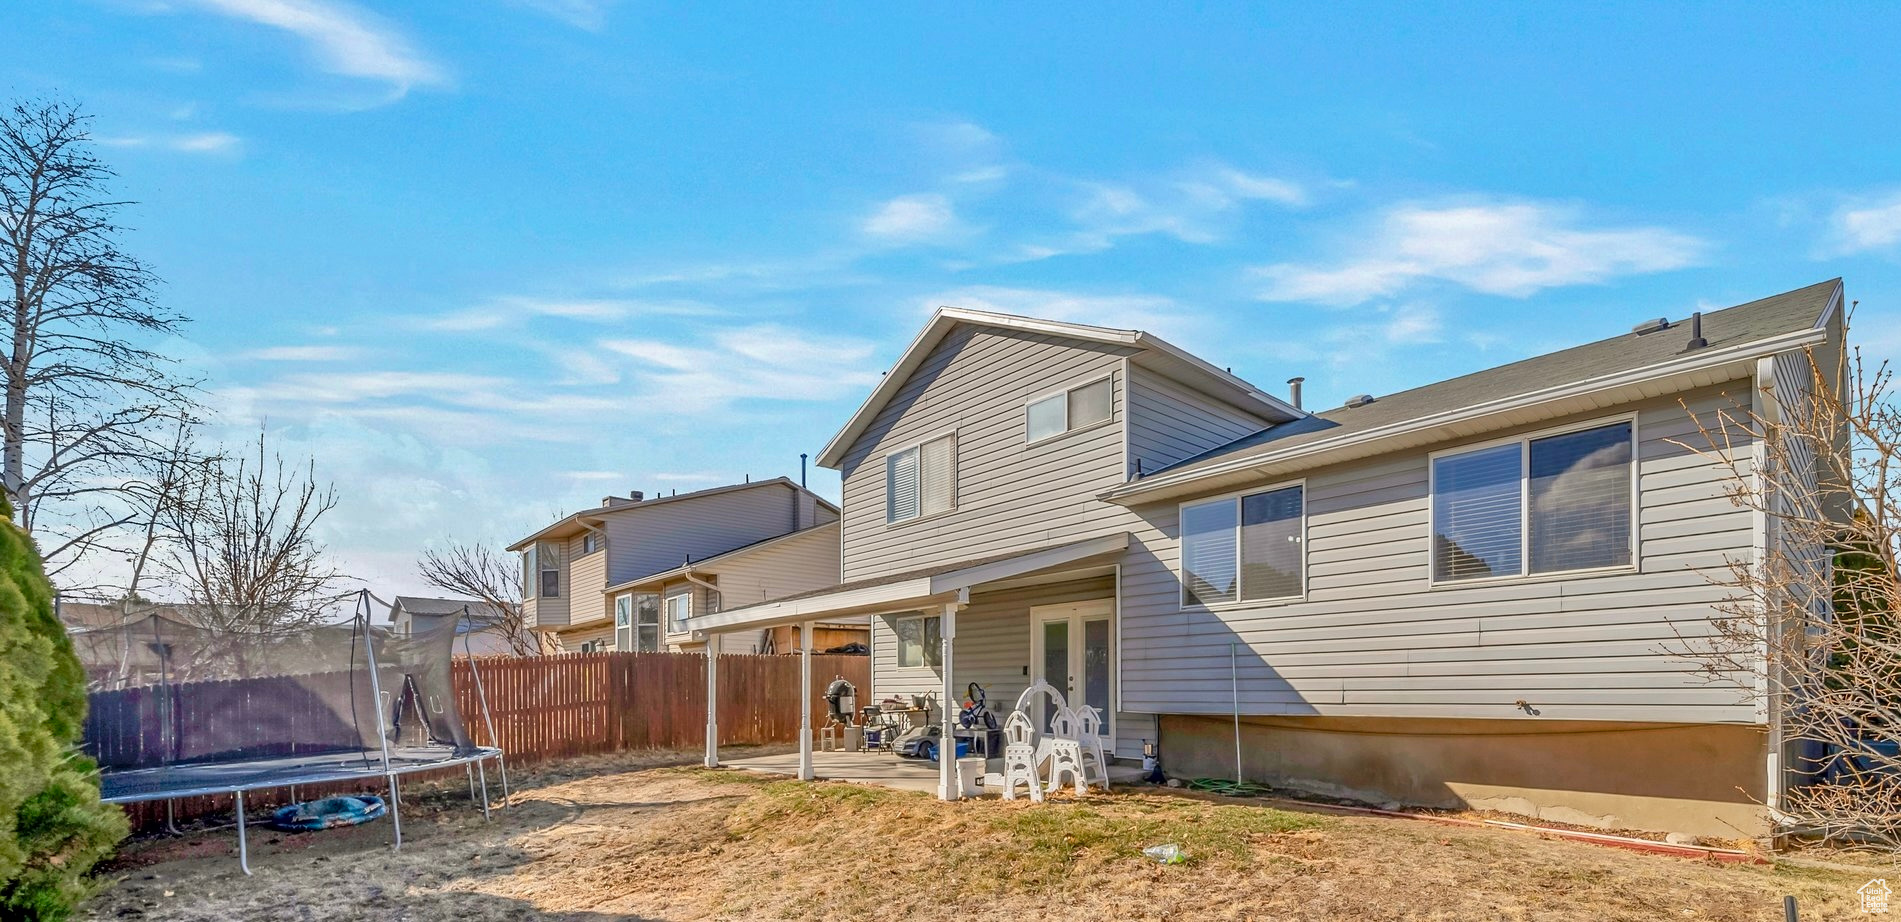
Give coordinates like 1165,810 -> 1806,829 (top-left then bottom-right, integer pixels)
73,597 -> 489,803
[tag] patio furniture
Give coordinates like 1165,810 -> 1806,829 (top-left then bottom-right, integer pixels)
1009,680 -> 1102,798
1076,706 -> 1111,792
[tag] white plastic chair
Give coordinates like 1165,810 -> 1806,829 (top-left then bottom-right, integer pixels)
999,712 -> 1042,802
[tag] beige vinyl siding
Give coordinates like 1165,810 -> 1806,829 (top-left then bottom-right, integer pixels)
567,534 -> 610,627
1126,366 -> 1274,476
705,525 -> 843,610
838,325 -> 1140,581
1119,382 -> 1763,725
557,622 -> 614,652
601,482 -> 815,586
868,576 -> 1153,760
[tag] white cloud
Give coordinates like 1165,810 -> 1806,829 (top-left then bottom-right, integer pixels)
1828,192 -> 1901,254
241,344 -> 363,361
599,324 -> 883,412
419,296 -> 720,332
1256,201 -> 1705,305
563,470 -> 625,482
98,132 -> 244,155
506,0 -> 616,30
184,0 -> 446,97
1322,304 -> 1444,349
862,193 -> 964,244
1019,163 -> 1309,260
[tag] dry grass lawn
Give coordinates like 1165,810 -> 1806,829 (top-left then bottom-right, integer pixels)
84,749 -> 1891,921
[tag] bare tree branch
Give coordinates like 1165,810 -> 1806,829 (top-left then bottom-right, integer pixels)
418,541 -> 541,656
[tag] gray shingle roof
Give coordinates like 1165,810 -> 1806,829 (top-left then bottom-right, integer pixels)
1144,278 -> 1842,480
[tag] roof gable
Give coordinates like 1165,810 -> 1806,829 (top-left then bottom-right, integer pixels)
507,477 -> 837,550
814,307 -> 1301,469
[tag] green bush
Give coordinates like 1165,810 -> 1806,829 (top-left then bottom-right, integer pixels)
0,495 -> 126,919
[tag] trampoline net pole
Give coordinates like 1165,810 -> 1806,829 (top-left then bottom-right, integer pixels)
359,592 -> 396,776
459,612 -> 510,805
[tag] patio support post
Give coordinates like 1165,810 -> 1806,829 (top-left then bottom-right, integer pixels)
704,634 -> 720,768
798,621 -> 814,780
938,600 -> 963,802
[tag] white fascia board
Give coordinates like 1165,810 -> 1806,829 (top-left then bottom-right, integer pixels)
685,577 -> 943,633
1102,326 -> 1829,505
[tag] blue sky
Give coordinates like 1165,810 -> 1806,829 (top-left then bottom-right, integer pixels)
10,1 -> 1901,594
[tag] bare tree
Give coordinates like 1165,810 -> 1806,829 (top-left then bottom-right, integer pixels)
0,98 -> 196,580
1673,315 -> 1901,847
418,541 -> 540,656
165,428 -> 347,636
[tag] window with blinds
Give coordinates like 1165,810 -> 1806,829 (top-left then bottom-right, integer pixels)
1530,422 -> 1633,573
1027,376 -> 1114,444
1431,421 -> 1634,582
885,433 -> 956,523
1182,484 -> 1305,606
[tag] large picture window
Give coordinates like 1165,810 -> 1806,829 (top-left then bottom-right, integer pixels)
886,433 -> 955,523
1181,484 -> 1305,606
1431,421 -> 1634,582
894,614 -> 942,668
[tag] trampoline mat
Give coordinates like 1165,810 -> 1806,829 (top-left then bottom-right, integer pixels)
100,745 -> 503,803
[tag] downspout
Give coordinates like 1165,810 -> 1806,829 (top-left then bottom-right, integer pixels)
682,568 -> 740,650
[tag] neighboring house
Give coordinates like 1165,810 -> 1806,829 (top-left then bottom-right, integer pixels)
691,279 -> 1848,838
507,477 -> 845,654
386,595 -> 535,657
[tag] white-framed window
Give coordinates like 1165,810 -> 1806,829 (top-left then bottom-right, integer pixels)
582,531 -> 600,555
634,592 -> 661,651
1026,376 -> 1114,444
614,594 -> 634,651
1180,483 -> 1305,607
1431,419 -> 1635,583
665,589 -> 692,635
886,433 -> 955,524
524,542 -> 560,598
521,546 -> 537,599
894,614 -> 942,668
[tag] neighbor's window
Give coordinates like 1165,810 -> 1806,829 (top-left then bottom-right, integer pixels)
886,433 -> 956,523
1027,377 -> 1114,443
539,567 -> 560,599
521,546 -> 538,599
635,593 -> 661,651
894,614 -> 942,668
613,595 -> 634,651
1431,421 -> 1633,582
1181,484 -> 1305,606
665,589 -> 692,634
582,532 -> 599,555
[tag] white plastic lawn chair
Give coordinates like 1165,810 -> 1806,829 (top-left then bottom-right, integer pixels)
1076,706 -> 1110,792
999,711 -> 1043,803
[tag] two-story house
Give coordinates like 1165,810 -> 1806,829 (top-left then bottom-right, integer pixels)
689,280 -> 1847,838
507,477 -> 851,654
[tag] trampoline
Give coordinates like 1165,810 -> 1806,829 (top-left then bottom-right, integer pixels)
75,591 -> 509,873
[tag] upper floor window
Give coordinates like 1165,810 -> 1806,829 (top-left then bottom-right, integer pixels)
894,614 -> 942,668
1181,484 -> 1305,606
886,433 -> 956,524
1026,376 -> 1113,443
665,589 -> 692,634
522,543 -> 561,599
1431,421 -> 1634,582
582,531 -> 600,555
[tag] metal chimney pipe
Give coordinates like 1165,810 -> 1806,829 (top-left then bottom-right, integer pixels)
1685,311 -> 1708,351
1287,376 -> 1305,410
800,453 -> 808,488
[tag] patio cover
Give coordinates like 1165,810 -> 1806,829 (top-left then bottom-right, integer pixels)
684,531 -> 1131,634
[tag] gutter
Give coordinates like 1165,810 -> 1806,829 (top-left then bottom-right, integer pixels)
1100,325 -> 1829,505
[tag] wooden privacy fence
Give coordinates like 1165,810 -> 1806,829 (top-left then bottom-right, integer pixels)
87,650 -> 870,832
459,651 -> 872,765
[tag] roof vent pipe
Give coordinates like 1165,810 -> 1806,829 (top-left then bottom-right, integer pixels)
800,453 -> 808,488
1287,376 -> 1305,410
1684,311 -> 1708,351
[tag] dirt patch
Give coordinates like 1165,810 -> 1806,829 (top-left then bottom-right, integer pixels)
83,748 -> 1889,921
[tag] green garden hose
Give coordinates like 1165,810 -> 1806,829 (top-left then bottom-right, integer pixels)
1186,778 -> 1271,797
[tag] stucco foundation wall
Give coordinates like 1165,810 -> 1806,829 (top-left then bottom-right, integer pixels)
1159,714 -> 1768,838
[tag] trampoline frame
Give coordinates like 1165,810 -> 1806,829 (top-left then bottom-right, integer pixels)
93,593 -> 513,875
